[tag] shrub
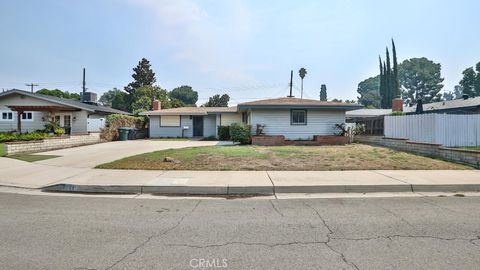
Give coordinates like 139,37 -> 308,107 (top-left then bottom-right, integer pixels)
0,131 -> 49,143
101,114 -> 144,141
229,123 -> 252,144
54,128 -> 65,136
43,120 -> 60,134
217,126 -> 230,140
390,111 -> 405,116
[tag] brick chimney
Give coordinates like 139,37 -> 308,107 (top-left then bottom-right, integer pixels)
152,100 -> 161,111
392,97 -> 403,112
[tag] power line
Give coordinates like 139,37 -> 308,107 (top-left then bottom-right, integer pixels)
25,83 -> 39,93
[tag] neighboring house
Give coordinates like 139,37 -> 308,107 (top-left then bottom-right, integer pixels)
346,109 -> 392,135
403,96 -> 480,114
141,97 -> 362,140
0,89 -> 129,134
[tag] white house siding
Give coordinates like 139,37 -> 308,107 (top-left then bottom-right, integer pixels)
250,108 -> 346,140
0,94 -> 54,132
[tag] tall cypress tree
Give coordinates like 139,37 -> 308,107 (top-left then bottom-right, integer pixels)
379,56 -> 385,108
385,47 -> 393,108
392,39 -> 400,98
383,62 -> 388,108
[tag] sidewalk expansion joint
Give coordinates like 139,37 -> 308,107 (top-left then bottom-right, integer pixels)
266,171 -> 277,199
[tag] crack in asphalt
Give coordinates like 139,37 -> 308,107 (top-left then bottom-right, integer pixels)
270,200 -> 284,217
332,234 -> 480,245
166,240 -> 326,248
103,200 -> 202,270
303,201 -> 360,270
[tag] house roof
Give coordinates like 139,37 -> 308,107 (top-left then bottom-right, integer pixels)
346,108 -> 392,118
0,89 -> 130,115
403,97 -> 480,113
140,106 -> 238,116
238,97 -> 363,110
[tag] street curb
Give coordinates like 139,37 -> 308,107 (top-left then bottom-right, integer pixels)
42,184 -> 275,195
411,184 -> 480,192
41,183 -> 480,195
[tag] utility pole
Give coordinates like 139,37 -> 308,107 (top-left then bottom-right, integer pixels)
287,70 -> 294,97
82,68 -> 87,102
25,83 -> 39,93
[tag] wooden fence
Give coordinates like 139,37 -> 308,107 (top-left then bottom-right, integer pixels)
384,114 -> 480,147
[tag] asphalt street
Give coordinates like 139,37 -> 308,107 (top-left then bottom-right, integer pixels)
0,193 -> 479,270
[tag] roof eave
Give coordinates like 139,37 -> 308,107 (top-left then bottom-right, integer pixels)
238,104 -> 363,110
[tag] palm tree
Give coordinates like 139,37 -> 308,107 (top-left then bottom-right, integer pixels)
298,68 -> 307,99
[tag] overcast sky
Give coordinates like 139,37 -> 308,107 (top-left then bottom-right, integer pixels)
0,0 -> 478,104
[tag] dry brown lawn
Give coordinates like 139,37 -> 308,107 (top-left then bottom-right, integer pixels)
96,144 -> 471,171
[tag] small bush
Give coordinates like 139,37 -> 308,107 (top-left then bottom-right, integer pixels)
43,120 -> 60,133
101,114 -> 144,141
217,126 -> 230,140
390,111 -> 405,116
54,128 -> 65,136
0,131 -> 50,143
229,123 -> 252,144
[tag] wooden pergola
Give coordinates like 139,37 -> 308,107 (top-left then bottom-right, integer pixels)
7,105 -> 81,133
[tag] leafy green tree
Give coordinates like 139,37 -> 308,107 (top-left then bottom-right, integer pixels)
320,84 -> 327,101
99,88 -> 129,111
124,58 -> 156,95
476,62 -> 480,96
169,85 -> 198,105
442,91 -> 454,101
36,88 -> 80,100
357,75 -> 380,108
298,68 -> 307,98
459,67 -> 476,98
131,85 -> 180,115
459,62 -> 480,98
203,94 -> 230,107
399,57 -> 444,105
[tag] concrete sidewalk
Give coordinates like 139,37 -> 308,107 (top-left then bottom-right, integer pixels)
2,157 -> 480,195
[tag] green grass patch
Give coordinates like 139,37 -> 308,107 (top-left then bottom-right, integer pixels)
9,154 -> 61,162
0,143 -> 5,157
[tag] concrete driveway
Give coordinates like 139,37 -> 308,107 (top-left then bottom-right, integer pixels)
34,140 -> 231,168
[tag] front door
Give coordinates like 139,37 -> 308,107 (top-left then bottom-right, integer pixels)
193,116 -> 204,137
52,114 -> 72,134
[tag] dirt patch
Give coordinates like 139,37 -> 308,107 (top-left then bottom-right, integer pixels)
97,144 -> 472,171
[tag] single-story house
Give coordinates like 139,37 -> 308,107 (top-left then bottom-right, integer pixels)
0,89 -> 129,134
140,97 -> 362,140
403,96 -> 480,114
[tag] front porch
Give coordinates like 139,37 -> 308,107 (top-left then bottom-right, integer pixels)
7,105 -> 81,134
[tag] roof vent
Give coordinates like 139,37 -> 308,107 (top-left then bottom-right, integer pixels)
462,94 -> 469,100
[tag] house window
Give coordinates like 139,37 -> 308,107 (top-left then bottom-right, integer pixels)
21,112 -> 33,121
242,112 -> 248,124
1,111 -> 14,121
291,110 -> 307,125
160,115 -> 181,127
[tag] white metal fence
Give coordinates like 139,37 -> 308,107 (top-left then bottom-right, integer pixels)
384,114 -> 480,147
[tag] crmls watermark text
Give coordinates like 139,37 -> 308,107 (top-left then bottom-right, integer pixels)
189,258 -> 228,268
